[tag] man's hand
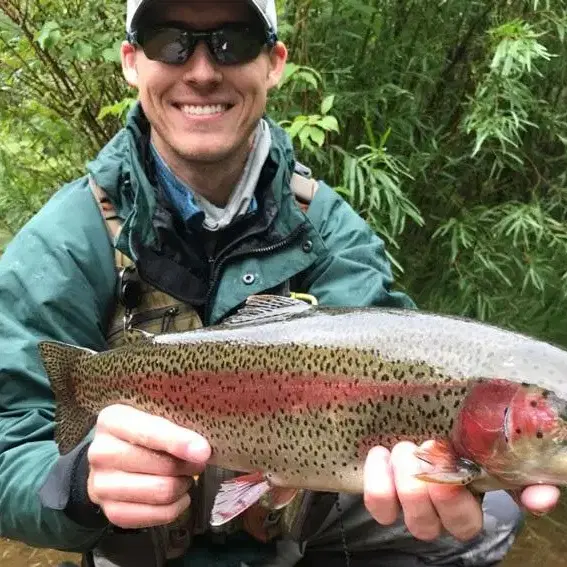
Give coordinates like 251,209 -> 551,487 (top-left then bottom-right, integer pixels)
87,404 -> 211,529
363,442 -> 560,542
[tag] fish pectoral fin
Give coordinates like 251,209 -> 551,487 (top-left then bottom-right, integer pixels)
414,440 -> 483,485
414,467 -> 482,485
414,439 -> 458,467
210,472 -> 272,527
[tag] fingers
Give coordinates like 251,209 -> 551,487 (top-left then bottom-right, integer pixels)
364,441 -> 484,543
89,470 -> 193,505
520,485 -> 560,515
88,432 -> 202,477
390,442 -> 442,541
87,405 -> 211,530
425,481 -> 483,541
97,490 -> 192,529
97,404 -> 211,464
364,446 -> 400,525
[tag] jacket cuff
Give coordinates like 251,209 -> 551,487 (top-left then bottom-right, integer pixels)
40,439 -> 108,529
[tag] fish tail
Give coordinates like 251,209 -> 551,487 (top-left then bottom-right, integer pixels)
38,340 -> 97,455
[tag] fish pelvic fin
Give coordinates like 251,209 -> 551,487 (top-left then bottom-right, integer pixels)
38,341 -> 97,455
210,472 -> 272,527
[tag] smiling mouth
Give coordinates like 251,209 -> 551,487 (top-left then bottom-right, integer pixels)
177,103 -> 232,116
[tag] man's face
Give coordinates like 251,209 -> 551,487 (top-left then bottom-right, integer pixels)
121,1 -> 287,167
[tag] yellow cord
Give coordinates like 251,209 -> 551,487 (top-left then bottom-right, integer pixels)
290,292 -> 318,305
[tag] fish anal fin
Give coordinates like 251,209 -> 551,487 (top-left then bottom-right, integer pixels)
414,440 -> 483,486
38,341 -> 97,455
221,295 -> 313,327
210,472 -> 271,527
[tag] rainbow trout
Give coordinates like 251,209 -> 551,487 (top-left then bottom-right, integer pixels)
39,295 -> 567,525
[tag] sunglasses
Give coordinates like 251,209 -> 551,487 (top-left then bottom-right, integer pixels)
128,22 -> 277,66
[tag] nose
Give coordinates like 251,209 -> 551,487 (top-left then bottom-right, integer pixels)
181,41 -> 223,86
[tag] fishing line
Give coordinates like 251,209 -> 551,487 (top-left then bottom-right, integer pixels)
335,494 -> 351,567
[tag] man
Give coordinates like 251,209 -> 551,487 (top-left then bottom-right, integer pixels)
0,1 -> 558,566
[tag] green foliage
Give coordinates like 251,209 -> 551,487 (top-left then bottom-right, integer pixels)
2,0 -> 567,347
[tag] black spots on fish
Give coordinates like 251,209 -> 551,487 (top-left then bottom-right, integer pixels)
381,373 -> 391,382
530,400 -> 538,408
542,389 -> 550,399
423,394 -> 430,402
536,430 -> 544,439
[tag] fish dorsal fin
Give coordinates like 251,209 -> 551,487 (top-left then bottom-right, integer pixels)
221,295 -> 314,327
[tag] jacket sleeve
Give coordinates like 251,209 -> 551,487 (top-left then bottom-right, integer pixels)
0,179 -> 116,551
298,182 -> 416,309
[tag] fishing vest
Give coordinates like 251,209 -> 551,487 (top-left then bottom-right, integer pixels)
84,165 -> 323,567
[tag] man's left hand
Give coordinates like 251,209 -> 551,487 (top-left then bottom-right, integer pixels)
363,442 -> 559,542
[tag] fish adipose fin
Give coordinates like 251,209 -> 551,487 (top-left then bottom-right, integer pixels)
221,295 -> 313,327
414,440 -> 484,485
38,341 -> 97,455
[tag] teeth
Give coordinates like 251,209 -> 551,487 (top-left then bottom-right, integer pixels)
180,104 -> 227,116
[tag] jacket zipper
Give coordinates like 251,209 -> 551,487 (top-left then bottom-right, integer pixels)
203,222 -> 308,325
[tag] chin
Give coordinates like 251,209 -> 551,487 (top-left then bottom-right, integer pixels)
176,146 -> 236,164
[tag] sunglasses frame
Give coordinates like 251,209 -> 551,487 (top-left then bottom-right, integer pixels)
127,22 -> 278,66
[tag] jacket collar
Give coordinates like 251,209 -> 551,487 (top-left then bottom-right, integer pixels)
86,102 -> 300,260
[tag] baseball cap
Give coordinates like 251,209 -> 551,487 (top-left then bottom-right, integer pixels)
126,0 -> 278,34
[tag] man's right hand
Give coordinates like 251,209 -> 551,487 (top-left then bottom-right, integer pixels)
87,404 -> 211,529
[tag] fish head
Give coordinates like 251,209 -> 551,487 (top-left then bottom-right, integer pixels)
451,379 -> 567,489
500,383 -> 567,486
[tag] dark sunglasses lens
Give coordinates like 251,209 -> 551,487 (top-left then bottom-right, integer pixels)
140,28 -> 192,64
211,27 -> 265,64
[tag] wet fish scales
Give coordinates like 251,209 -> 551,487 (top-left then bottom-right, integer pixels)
58,341 -> 464,493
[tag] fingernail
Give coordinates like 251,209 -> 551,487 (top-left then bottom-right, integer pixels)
531,508 -> 552,518
188,436 -> 211,460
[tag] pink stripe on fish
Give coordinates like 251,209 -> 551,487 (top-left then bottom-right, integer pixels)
134,371 -> 466,415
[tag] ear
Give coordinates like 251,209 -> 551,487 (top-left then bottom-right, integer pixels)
121,41 -> 140,88
266,41 -> 288,90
